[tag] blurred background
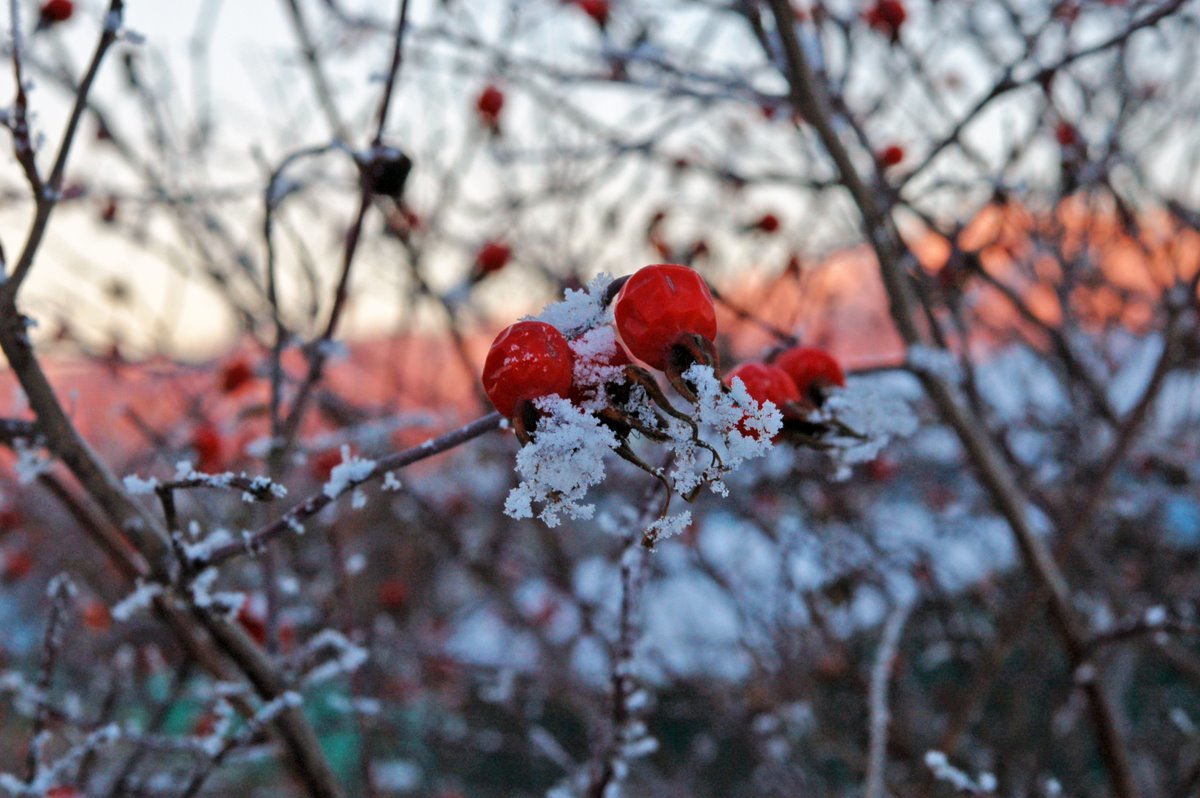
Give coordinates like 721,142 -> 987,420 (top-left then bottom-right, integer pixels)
0,0 -> 1198,795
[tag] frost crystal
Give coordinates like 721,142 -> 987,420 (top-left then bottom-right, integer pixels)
323,445 -> 376,499
13,440 -> 50,485
504,396 -> 619,527
112,580 -> 164,621
123,474 -> 159,495
569,325 -> 627,410
645,511 -> 692,542
530,273 -> 614,337
665,365 -> 780,496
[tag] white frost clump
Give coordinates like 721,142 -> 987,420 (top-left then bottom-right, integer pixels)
180,527 -> 236,564
323,445 -> 376,499
645,511 -> 692,543
924,750 -> 997,794
569,325 -> 627,411
13,440 -> 50,485
817,378 -> 918,478
123,474 -> 159,495
530,273 -> 614,337
504,396 -> 619,528
112,580 -> 164,621
668,365 -> 781,496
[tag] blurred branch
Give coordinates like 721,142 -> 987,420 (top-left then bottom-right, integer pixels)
760,1 -> 1141,794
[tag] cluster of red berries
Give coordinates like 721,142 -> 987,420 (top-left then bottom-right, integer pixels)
481,263 -> 845,441
482,264 -> 718,427
723,347 -> 845,438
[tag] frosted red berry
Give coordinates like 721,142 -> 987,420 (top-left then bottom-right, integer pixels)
482,321 -> 575,419
613,264 -> 717,371
474,240 -> 512,276
725,362 -> 800,437
40,0 -> 73,24
568,333 -> 631,404
774,346 -> 845,403
865,0 -> 906,37
726,363 -> 801,408
879,144 -> 905,167
476,85 -> 505,127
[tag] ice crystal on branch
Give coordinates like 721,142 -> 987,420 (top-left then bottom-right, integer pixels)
504,396 -> 619,527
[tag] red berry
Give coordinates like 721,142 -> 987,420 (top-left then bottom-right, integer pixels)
774,347 -> 845,404
82,599 -> 112,632
191,423 -> 223,473
754,212 -> 781,233
481,321 -> 575,419
3,548 -> 32,581
879,144 -> 905,167
865,0 -> 906,37
219,358 -> 254,394
378,579 -> 410,609
237,594 -> 267,646
100,197 -> 119,224
1055,121 -> 1079,147
476,84 -> 505,127
474,240 -> 512,276
725,362 -> 800,437
46,788 -> 82,798
568,332 -> 631,404
40,0 -> 73,24
613,264 -> 717,371
575,0 -> 610,26
309,449 -> 343,482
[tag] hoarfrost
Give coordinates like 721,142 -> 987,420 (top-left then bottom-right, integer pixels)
504,396 -> 619,527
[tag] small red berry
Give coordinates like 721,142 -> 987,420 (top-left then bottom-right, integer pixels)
481,321 -> 575,419
613,264 -> 717,372
568,333 -> 631,404
309,449 -> 343,482
476,84 -> 505,128
879,144 -> 905,167
219,358 -> 254,394
474,240 -> 512,277
865,0 -> 906,38
40,0 -> 73,25
725,362 -> 801,437
574,0 -> 610,26
100,197 -> 119,224
3,548 -> 32,581
46,788 -> 82,798
753,212 -> 781,234
1055,121 -> 1079,147
82,599 -> 112,632
190,423 -> 223,473
774,347 -> 846,405
237,594 -> 267,646
378,579 -> 410,609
